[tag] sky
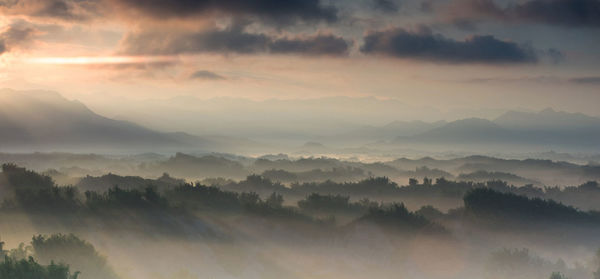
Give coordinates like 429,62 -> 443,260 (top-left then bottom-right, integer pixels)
1,0 -> 600,120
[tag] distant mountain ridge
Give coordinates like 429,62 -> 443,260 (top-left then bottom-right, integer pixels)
393,109 -> 600,151
0,89 -> 259,153
323,120 -> 447,145
1,88 -> 599,153
494,108 -> 600,130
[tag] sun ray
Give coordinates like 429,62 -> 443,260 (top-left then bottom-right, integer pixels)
25,56 -> 179,65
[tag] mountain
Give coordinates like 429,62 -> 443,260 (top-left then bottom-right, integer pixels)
0,89 -> 258,153
393,110 -> 600,151
494,108 -> 600,130
322,120 -> 446,145
402,118 -> 508,143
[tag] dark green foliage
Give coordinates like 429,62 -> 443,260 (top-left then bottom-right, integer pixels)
0,256 -> 79,279
298,193 -> 350,212
13,187 -> 81,212
415,205 -> 445,220
222,175 -> 289,196
7,243 -> 32,261
464,188 -> 597,223
84,186 -> 167,210
261,167 -> 366,183
76,173 -> 179,193
236,192 -> 311,220
261,169 -> 299,182
408,178 -> 418,186
166,183 -> 311,220
356,203 -> 446,234
544,181 -> 600,211
2,164 -> 54,190
150,153 -> 245,179
291,176 -> 399,197
166,183 -> 241,211
265,192 -> 284,208
458,170 -> 539,185
238,192 -> 261,207
31,234 -> 117,279
549,272 -> 568,279
1,164 -> 81,212
297,193 -> 376,215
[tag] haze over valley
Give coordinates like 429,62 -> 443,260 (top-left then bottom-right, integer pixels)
2,0 -> 600,278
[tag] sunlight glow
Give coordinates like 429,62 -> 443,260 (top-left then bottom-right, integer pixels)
25,56 -> 179,65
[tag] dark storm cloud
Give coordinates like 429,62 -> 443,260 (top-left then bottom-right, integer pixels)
457,0 -> 600,28
513,0 -> 600,27
190,70 -> 226,80
269,35 -> 350,56
0,21 -> 36,55
420,1 -> 434,13
360,28 -> 537,63
371,0 -> 400,13
120,25 -> 270,55
114,0 -> 338,25
121,25 -> 350,56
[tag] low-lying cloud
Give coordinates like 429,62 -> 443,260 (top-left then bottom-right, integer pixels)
120,24 -> 349,57
0,21 -> 37,55
269,34 -> 350,56
360,27 -> 538,63
190,70 -> 226,80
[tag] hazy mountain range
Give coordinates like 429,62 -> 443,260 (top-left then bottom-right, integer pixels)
393,109 -> 600,151
1,88 -> 600,153
0,89 -> 261,153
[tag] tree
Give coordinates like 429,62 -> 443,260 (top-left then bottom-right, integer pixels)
265,192 -> 284,208
423,177 -> 432,186
31,234 -> 118,279
408,178 -> 418,186
0,256 -> 79,279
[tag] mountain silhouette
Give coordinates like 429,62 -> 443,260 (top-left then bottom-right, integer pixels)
394,110 -> 600,151
0,89 -> 256,152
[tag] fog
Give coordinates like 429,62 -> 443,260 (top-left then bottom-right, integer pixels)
1,149 -> 600,278
1,89 -> 600,279
2,0 -> 600,275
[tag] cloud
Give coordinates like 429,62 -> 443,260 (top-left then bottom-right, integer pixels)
113,0 -> 338,25
371,0 -> 399,13
360,27 -> 538,63
0,21 -> 37,55
454,0 -> 600,28
269,34 -> 350,56
120,25 -> 270,55
0,0 -> 98,21
190,70 -> 226,80
465,76 -> 562,83
120,24 -> 349,57
569,76 -> 600,84
513,0 -> 600,27
461,75 -> 600,85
